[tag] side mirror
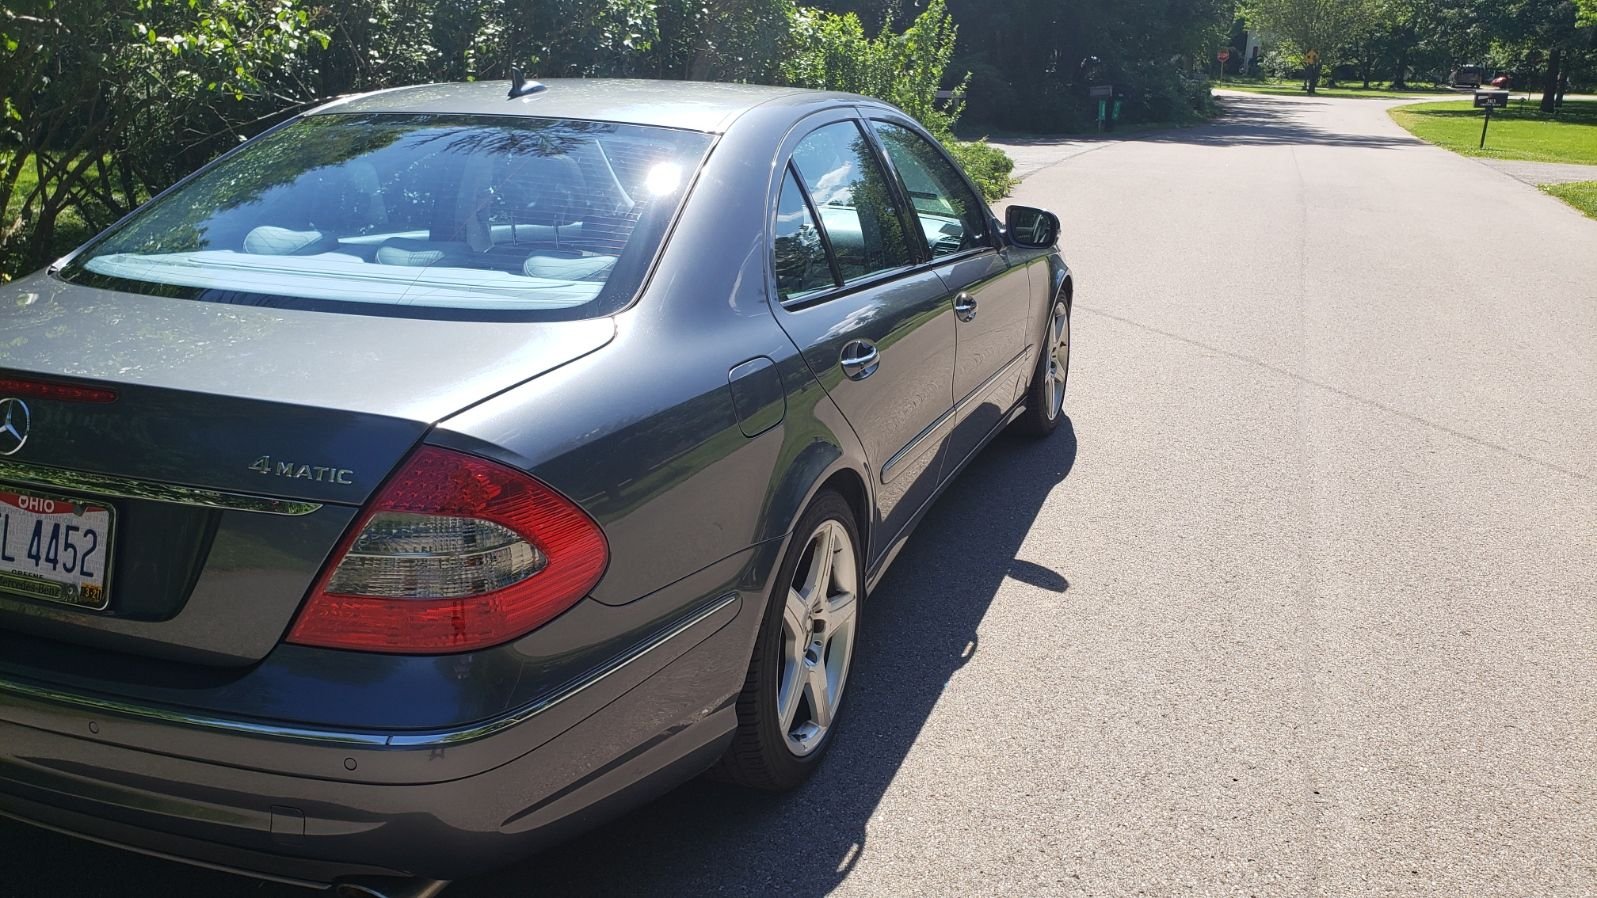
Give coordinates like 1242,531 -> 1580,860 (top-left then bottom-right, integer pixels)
1005,205 -> 1060,248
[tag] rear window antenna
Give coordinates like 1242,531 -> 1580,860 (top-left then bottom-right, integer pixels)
508,67 -> 547,98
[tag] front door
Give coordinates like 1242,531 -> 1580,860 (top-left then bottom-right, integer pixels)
765,118 -> 957,560
869,119 -> 1034,472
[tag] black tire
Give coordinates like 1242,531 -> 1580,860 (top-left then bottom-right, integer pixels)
712,489 -> 862,791
1014,294 -> 1071,436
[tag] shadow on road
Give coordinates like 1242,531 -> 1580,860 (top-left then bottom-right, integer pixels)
0,419 -> 1079,897
1142,94 -> 1422,149
453,419 -> 1079,897
994,94 -> 1422,154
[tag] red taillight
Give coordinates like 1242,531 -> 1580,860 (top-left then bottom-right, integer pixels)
287,446 -> 608,654
0,375 -> 116,403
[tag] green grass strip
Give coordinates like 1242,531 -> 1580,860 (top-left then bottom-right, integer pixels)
1389,100 -> 1597,166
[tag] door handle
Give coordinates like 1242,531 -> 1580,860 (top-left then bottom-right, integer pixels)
954,292 -> 978,322
839,340 -> 880,380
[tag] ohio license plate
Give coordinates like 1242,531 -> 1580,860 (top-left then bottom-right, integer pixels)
0,487 -> 113,610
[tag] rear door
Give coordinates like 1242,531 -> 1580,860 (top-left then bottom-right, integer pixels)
764,115 -> 956,559
869,119 -> 1035,472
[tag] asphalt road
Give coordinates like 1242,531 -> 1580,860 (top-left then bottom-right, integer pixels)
4,93 -> 1595,897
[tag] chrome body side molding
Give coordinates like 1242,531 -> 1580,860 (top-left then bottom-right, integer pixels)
0,460 -> 323,517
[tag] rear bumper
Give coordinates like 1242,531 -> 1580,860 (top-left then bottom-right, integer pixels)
0,590 -> 749,885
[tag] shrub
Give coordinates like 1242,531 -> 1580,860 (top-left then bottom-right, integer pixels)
945,138 -> 1016,201
780,0 -> 1015,201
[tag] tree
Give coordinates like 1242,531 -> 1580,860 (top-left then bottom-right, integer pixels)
1243,0 -> 1377,92
0,1 -> 324,277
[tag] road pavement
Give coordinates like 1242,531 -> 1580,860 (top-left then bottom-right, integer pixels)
3,93 -> 1594,898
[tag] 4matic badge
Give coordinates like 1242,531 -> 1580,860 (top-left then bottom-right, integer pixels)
249,456 -> 354,485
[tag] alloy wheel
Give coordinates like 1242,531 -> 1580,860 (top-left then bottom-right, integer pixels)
1044,302 -> 1070,420
776,519 -> 858,757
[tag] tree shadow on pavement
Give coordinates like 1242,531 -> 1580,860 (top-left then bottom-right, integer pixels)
452,418 -> 1080,898
1142,94 -> 1422,149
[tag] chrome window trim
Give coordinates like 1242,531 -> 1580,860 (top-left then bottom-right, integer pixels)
0,591 -> 739,749
0,460 -> 323,517
777,261 -> 922,311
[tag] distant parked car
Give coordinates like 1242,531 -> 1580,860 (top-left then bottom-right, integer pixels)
1451,65 -> 1485,88
1490,74 -> 1513,89
0,78 -> 1073,896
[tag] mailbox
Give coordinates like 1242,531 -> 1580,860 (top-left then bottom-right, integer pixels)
1474,90 -> 1510,109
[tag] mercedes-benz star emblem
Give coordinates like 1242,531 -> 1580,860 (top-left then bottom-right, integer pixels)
0,398 -> 30,457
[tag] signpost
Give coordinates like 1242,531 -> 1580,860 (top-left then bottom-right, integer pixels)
1217,48 -> 1230,76
1474,90 -> 1510,148
1090,84 -> 1114,131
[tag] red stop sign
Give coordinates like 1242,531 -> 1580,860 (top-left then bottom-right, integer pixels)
1218,49 -> 1231,63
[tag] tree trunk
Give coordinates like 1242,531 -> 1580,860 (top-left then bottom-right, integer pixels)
1392,46 -> 1409,90
1306,63 -> 1321,95
1540,48 -> 1562,114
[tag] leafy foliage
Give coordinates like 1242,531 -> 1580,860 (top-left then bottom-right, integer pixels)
779,2 -> 1015,198
1,0 -> 326,277
944,138 -> 1016,202
1233,0 -> 1594,101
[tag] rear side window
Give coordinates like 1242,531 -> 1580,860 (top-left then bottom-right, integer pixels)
871,121 -> 988,258
61,113 -> 712,320
788,121 -> 913,284
774,168 -> 836,301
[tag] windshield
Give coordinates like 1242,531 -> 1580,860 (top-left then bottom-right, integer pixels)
61,113 -> 712,320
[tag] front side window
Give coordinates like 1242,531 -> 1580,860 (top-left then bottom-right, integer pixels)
61,114 -> 712,319
788,121 -> 913,284
872,121 -> 989,258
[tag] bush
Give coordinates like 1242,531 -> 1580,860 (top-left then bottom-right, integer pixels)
780,0 -> 1014,201
1110,63 -> 1216,126
1262,49 -> 1300,81
1186,75 -> 1218,117
945,138 -> 1016,202
782,0 -> 964,135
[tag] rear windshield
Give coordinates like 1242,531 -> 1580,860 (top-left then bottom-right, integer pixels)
61,113 -> 712,320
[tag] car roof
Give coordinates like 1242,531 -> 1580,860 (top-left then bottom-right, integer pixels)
310,79 -> 866,134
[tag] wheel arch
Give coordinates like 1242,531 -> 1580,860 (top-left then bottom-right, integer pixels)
758,436 -> 874,601
814,467 -> 871,566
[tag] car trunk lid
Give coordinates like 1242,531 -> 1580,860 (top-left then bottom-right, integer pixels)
0,275 -> 614,665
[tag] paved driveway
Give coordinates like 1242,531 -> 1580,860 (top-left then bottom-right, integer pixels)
4,93 -> 1594,898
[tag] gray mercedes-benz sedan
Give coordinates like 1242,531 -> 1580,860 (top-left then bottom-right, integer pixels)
0,79 -> 1071,896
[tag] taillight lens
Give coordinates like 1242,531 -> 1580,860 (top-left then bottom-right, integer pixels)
287,446 -> 608,654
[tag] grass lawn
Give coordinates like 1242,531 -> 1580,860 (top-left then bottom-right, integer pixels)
1217,78 -> 1452,100
1389,99 -> 1597,165
1542,181 -> 1597,220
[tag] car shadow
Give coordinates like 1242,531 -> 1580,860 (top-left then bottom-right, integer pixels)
452,417 -> 1079,897
0,418 -> 1078,898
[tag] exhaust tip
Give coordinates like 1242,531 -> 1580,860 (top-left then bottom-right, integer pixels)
332,877 -> 450,898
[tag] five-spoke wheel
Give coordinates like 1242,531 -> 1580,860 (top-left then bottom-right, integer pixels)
715,490 -> 862,789
1016,293 -> 1071,435
777,518 -> 858,756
